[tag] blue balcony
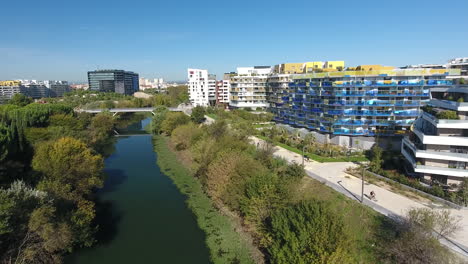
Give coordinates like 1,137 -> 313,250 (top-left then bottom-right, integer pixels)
393,111 -> 419,116
309,82 -> 320,87
333,129 -> 367,136
398,80 -> 424,86
329,101 -> 345,106
292,105 -> 300,110
307,124 -> 316,129
312,99 -> 323,104
311,108 -> 323,113
427,80 -> 453,86
327,110 -> 344,115
335,92 -> 366,97
322,81 -> 333,87
334,120 -> 364,126
281,96 -> 289,101
288,83 -> 296,88
293,98 -> 304,103
395,101 -> 420,106
295,90 -> 306,95
309,90 -> 317,96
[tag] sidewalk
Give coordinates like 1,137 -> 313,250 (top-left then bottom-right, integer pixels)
250,136 -> 468,257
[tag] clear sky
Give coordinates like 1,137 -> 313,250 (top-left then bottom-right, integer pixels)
1,0 -> 467,82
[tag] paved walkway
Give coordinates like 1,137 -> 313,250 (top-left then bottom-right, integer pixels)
250,136 -> 468,258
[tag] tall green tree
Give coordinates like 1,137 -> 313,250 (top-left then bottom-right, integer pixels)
32,137 -> 104,201
190,106 -> 206,124
8,94 -> 33,107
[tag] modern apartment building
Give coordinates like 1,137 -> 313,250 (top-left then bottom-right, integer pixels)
88,70 -> 139,95
216,77 -> 230,105
48,81 -> 70,97
230,66 -> 271,109
0,81 -> 23,104
187,69 -> 216,106
402,85 -> 468,187
447,58 -> 468,80
270,67 -> 461,142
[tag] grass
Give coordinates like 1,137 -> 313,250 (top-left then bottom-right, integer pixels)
206,113 -> 218,120
255,135 -> 368,163
152,136 -> 255,264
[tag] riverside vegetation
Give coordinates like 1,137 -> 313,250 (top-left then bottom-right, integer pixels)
150,106 -> 463,264
0,86 -> 190,263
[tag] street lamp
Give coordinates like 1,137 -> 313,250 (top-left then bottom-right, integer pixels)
361,164 -> 366,203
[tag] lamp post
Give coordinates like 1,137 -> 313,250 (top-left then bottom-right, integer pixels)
302,144 -> 305,166
361,165 -> 365,203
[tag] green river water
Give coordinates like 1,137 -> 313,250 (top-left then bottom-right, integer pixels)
66,118 -> 210,264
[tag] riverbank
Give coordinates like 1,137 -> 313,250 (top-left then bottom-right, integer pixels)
152,136 -> 257,264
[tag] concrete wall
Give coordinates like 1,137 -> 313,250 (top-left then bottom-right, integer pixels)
276,124 -> 401,151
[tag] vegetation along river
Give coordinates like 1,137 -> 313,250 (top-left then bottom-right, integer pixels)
67,118 -> 210,263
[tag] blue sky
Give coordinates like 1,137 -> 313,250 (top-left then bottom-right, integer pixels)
1,0 -> 467,82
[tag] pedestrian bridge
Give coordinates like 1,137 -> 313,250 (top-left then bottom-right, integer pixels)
76,107 -> 184,116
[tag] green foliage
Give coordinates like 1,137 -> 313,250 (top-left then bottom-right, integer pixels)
151,106 -> 169,134
369,145 -> 383,172
153,137 -> 255,264
8,93 -> 33,107
171,123 -> 204,150
266,200 -> 351,264
167,85 -> 189,105
160,112 -> 190,135
0,123 -> 12,162
459,178 -> 468,206
32,137 -> 104,201
191,106 -> 206,124
436,110 -> 459,120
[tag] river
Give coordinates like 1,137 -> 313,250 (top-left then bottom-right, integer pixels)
66,118 -> 210,264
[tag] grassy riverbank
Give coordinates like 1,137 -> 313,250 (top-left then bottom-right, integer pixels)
152,136 -> 256,264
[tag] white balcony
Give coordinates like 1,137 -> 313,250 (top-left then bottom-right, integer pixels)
403,138 -> 468,162
415,165 -> 468,178
421,112 -> 468,129
413,127 -> 468,147
429,99 -> 468,112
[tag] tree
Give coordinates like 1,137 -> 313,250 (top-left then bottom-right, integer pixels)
266,200 -> 351,264
171,123 -> 203,150
151,106 -> 169,134
160,112 -> 190,135
90,113 -> 115,140
8,94 -> 33,107
385,208 -> 460,264
369,145 -> 383,172
0,123 -> 12,162
191,106 -> 206,124
32,137 -> 104,201
458,178 -> 468,206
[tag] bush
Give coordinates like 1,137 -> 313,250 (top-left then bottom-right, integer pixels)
171,123 -> 203,150
266,200 -> 351,264
436,110 -> 458,120
160,112 -> 190,135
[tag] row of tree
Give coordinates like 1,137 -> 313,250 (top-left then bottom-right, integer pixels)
0,96 -> 119,263
151,108 -> 358,263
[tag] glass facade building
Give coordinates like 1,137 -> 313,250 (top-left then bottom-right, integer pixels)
88,70 -> 139,95
269,68 -> 461,137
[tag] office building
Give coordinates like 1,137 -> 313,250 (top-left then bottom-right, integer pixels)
230,66 -> 271,109
187,69 -> 216,106
88,70 -> 139,95
402,85 -> 468,187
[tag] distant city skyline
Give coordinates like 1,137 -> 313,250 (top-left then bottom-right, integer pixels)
1,0 -> 467,81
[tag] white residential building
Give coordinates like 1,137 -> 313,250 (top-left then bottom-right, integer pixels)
187,68 -> 216,106
230,66 -> 271,109
402,86 -> 468,187
216,78 -> 230,105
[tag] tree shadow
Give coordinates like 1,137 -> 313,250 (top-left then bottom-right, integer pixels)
93,199 -> 123,245
99,169 -> 128,193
